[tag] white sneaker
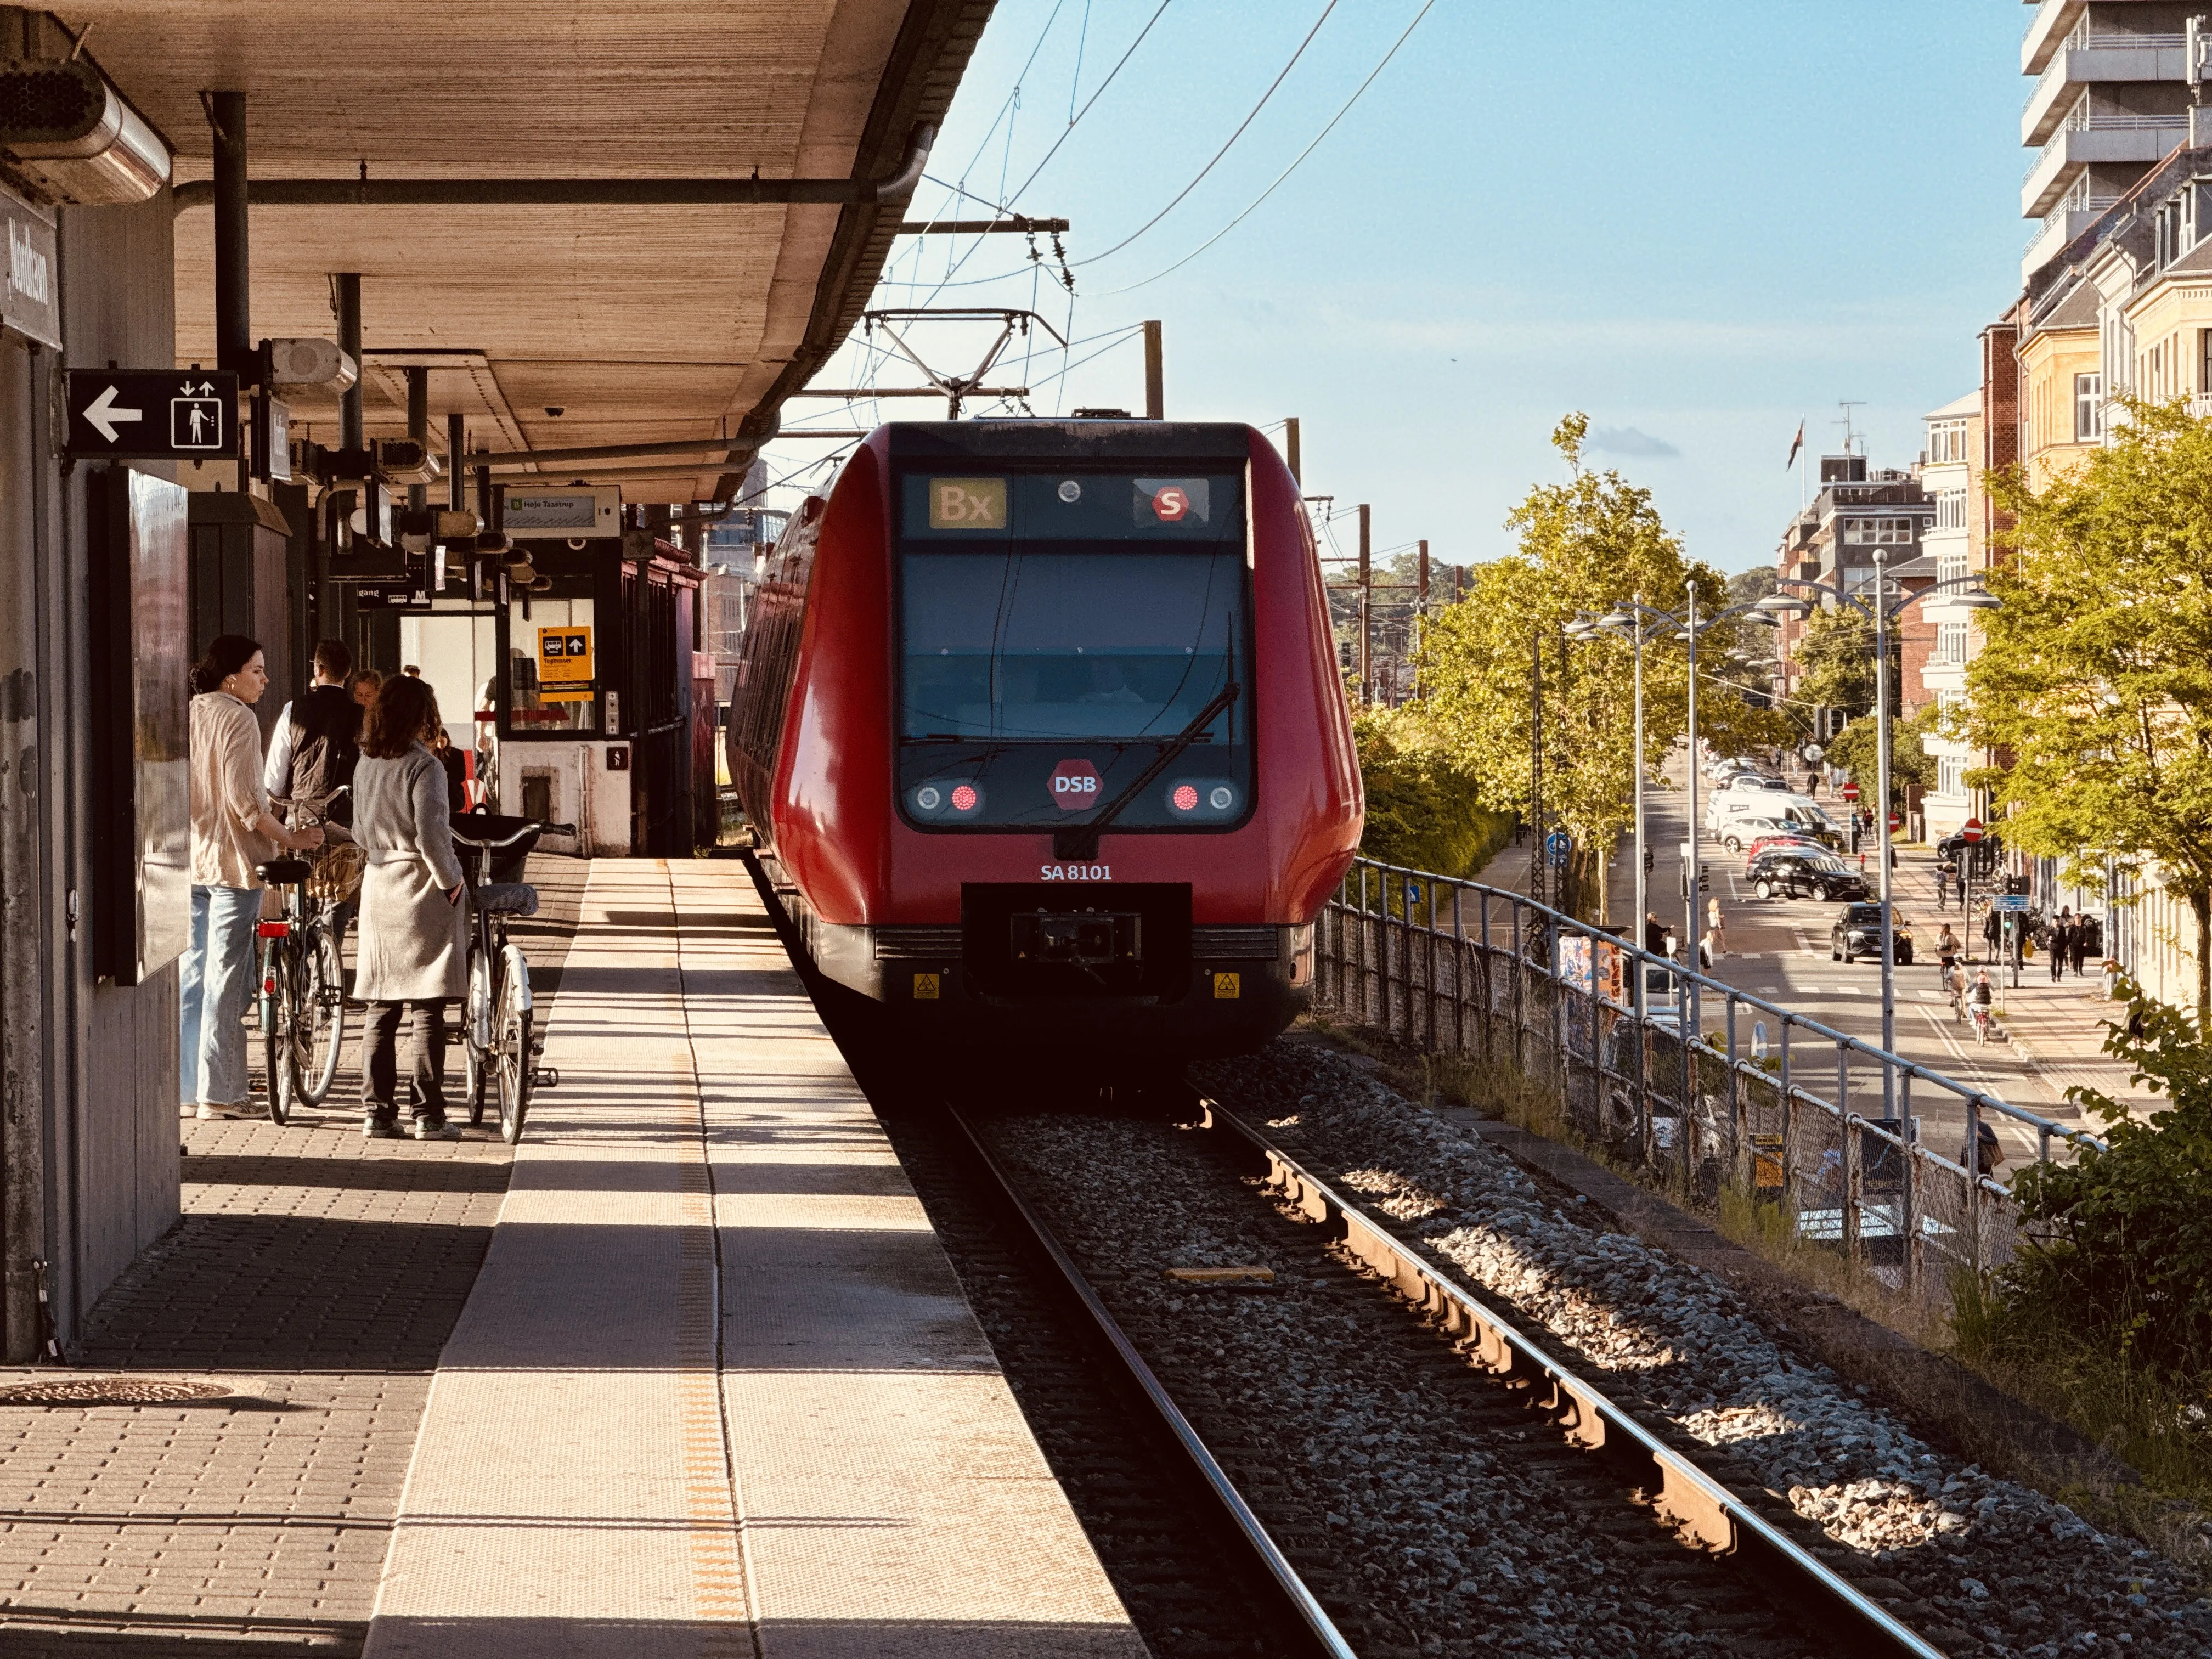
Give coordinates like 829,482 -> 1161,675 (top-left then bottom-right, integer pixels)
195,1101 -> 256,1120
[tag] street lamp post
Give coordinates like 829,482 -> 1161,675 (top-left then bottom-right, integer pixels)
1769,559 -> 2000,1116
1577,590 -> 1787,1036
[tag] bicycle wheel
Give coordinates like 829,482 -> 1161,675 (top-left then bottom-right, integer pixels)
262,940 -> 293,1125
298,924 -> 347,1105
493,968 -> 533,1146
462,951 -> 491,1126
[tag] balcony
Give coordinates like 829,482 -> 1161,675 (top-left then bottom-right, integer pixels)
2023,41 -> 2188,145
2189,393 -> 2212,420
2022,198 -> 2117,278
2023,116 -> 2188,217
2022,0 -> 2087,76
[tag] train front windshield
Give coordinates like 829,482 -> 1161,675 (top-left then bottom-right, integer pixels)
897,470 -> 1253,831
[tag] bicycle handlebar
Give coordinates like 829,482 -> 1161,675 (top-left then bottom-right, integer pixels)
450,819 -> 576,850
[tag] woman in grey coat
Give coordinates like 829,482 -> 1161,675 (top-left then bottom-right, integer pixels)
353,674 -> 469,1139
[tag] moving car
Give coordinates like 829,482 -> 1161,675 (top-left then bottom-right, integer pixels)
1747,848 -> 1869,902
1831,902 -> 1914,964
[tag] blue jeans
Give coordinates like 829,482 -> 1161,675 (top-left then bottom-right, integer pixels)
179,884 -> 261,1107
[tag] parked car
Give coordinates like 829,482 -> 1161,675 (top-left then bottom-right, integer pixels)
1719,816 -> 1795,854
1831,902 -> 1914,964
1747,848 -> 1869,902
1741,833 -> 1824,870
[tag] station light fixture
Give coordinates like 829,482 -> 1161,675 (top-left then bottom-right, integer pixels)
263,336 -> 358,394
1753,592 -> 1808,618
1953,586 -> 2002,610
0,53 -> 170,206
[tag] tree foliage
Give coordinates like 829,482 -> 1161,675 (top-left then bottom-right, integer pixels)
1353,706 -> 1514,879
1989,988 -> 2212,1380
1965,398 -> 2212,1022
1827,699 -> 1937,809
1410,414 -> 1790,919
1791,603 -> 1883,718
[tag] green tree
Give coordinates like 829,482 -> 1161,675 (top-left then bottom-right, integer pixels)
1353,705 -> 1514,878
1412,414 -> 1787,922
1827,699 -> 1937,813
1966,397 -> 2212,1023
1791,603 -> 1883,718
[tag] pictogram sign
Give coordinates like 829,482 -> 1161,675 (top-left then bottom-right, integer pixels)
67,369 -> 239,460
538,625 -> 594,703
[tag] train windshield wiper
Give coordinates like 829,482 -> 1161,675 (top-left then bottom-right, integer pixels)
1053,680 -> 1239,862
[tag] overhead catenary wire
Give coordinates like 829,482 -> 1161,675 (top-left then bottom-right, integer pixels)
1096,0 -> 1436,296
1068,0 -> 1340,268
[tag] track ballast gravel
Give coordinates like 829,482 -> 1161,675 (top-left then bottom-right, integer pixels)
1193,1039 -> 2212,1659
983,1108 -> 1842,1659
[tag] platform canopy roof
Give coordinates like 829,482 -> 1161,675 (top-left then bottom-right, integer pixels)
59,0 -> 994,501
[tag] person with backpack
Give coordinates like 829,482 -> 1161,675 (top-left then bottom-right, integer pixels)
264,639 -> 363,827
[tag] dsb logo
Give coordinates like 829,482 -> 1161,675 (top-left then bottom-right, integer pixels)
1049,758 -> 1101,811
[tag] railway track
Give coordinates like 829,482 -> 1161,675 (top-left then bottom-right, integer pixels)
956,1093 -> 1948,1659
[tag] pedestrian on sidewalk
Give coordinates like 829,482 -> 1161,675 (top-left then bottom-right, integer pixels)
1934,862 -> 1951,911
182,636 -> 325,1121
1705,896 -> 1725,957
1644,912 -> 1668,956
2050,911 -> 2073,983
353,674 -> 469,1142
1982,904 -> 2002,959
2070,923 -> 2091,979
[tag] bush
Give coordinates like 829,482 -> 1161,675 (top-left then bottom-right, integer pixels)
1982,986 -> 2212,1379
1353,707 -> 1514,879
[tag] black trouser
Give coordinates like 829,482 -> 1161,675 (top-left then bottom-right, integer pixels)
363,999 -> 449,1122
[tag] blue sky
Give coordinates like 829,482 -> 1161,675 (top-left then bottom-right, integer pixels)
765,1 -> 2025,575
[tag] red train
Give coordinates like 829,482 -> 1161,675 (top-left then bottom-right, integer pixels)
728,420 -> 1361,1062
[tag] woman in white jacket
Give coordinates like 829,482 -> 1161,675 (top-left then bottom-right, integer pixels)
352,674 -> 469,1139
182,635 -> 324,1120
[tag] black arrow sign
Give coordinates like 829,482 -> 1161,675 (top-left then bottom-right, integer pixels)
66,370 -> 239,461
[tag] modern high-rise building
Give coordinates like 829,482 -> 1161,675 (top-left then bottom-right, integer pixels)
2021,3 -> 2206,283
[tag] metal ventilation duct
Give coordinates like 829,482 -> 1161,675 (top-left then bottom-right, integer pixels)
0,55 -> 168,205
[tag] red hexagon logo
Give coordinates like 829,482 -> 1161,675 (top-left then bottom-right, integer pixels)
1049,758 -> 1102,811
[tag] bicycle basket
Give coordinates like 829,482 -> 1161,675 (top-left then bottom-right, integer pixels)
306,843 -> 366,904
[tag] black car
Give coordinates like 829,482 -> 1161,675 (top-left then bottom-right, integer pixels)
1831,902 -> 1914,964
1747,848 -> 1869,902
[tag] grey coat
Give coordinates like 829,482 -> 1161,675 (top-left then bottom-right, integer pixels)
353,743 -> 469,1002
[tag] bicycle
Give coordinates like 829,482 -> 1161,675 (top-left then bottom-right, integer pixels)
450,815 -> 572,1143
255,789 -> 356,1123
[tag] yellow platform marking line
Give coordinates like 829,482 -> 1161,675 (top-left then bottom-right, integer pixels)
670,1023 -> 756,1655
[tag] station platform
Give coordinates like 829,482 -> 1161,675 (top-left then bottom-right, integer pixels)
353,858 -> 1141,1657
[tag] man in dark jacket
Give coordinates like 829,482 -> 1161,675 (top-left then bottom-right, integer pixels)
265,639 -> 363,825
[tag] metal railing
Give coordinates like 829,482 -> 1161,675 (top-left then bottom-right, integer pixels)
2024,111 -> 2187,185
1314,858 -> 2109,1307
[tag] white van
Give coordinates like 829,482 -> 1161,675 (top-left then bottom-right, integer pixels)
1706,792 -> 1840,843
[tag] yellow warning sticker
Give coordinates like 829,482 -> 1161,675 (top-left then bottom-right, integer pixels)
913,973 -> 941,1001
1212,972 -> 1240,1000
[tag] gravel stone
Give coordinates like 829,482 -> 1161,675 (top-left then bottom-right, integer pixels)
985,1110 -> 1832,1657
1192,1041 -> 2212,1659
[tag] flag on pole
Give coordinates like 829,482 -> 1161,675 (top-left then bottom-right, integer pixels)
1786,419 -> 1805,471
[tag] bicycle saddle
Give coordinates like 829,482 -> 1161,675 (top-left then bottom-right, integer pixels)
471,883 -> 539,916
257,859 -> 313,885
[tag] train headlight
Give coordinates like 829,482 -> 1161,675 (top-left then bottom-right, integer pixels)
910,780 -> 985,820
1166,778 -> 1238,820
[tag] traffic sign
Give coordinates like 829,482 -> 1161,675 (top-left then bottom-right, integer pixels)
1840,780 -> 1861,802
1961,817 -> 1984,845
1889,811 -> 1903,832
1799,743 -> 1824,764
1545,830 -> 1571,867
1992,893 -> 2030,912
66,369 -> 238,460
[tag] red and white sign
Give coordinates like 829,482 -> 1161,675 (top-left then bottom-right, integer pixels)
1840,780 -> 1861,802
1048,758 -> 1102,811
1150,484 -> 1190,522
1889,811 -> 1903,832
1961,817 -> 1984,845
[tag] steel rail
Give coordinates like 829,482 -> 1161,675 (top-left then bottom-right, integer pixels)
1199,1097 -> 1949,1659
944,1106 -> 1359,1659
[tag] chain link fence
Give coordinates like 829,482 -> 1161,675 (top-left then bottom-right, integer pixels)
1316,859 -> 2094,1304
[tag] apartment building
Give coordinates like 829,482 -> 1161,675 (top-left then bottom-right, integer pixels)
1916,393 -> 1982,839
1771,456 -> 1936,714
2022,2 -> 2205,284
